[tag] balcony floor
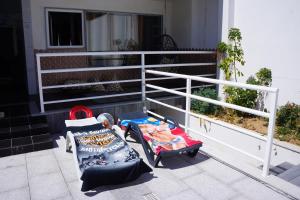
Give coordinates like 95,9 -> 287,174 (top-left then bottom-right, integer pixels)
0,134 -> 290,200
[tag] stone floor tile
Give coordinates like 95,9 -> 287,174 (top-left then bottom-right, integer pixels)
53,145 -> 73,162
25,149 -> 53,158
0,165 -> 28,192
29,172 -> 70,200
197,159 -> 245,184
161,156 -> 203,179
165,189 -> 205,200
55,195 -> 74,200
184,172 -> 237,200
0,187 -> 30,200
27,153 -> 59,177
58,158 -> 79,183
68,181 -> 116,200
0,154 -> 26,169
109,176 -> 153,200
143,168 -> 189,199
232,178 -> 289,200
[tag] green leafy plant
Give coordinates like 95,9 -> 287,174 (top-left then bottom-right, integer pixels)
256,68 -> 272,86
191,88 -> 219,115
276,103 -> 300,142
224,77 -> 258,114
276,102 -> 300,131
217,28 -> 245,81
254,68 -> 272,111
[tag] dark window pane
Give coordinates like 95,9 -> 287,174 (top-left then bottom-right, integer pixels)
48,11 -> 83,46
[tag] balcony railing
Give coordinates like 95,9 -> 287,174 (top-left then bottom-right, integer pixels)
36,50 -> 279,177
36,51 -> 216,112
143,69 -> 278,177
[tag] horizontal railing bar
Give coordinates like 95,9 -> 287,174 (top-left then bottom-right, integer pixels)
146,83 -> 270,118
42,74 -> 216,89
147,85 -> 214,94
36,51 -> 216,57
44,84 -> 212,104
41,63 -> 216,74
146,110 -> 263,162
145,63 -> 216,68
41,65 -> 141,74
147,97 -> 185,112
187,127 -> 264,162
146,74 -> 216,81
146,70 -> 278,93
42,79 -> 141,89
44,92 -> 141,104
146,98 -> 267,141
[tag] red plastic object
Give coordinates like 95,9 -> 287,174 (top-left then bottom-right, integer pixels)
69,105 -> 93,120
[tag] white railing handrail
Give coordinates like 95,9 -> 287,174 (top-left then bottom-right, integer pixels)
146,69 -> 278,93
143,69 -> 279,177
36,50 -> 216,57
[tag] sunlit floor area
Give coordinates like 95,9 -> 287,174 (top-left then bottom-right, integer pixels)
0,134 -> 293,200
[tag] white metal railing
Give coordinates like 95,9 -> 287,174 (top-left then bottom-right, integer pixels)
143,69 -> 279,177
36,50 -> 279,177
36,51 -> 216,112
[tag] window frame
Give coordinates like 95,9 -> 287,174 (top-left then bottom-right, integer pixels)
45,8 -> 85,49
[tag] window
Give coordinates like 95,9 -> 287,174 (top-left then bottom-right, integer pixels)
46,9 -> 84,48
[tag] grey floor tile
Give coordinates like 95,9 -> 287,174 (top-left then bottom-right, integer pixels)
198,159 -> 245,184
109,178 -> 152,200
290,175 -> 300,186
53,139 -> 73,162
0,165 -> 28,192
25,149 -> 53,158
165,189 -> 205,200
29,172 -> 70,200
143,168 -> 189,199
232,177 -> 289,200
68,181 -> 116,200
0,187 -> 30,200
58,159 -> 79,183
0,154 -> 26,170
55,195 -> 74,200
161,157 -> 203,179
229,195 -> 251,200
27,153 -> 60,177
184,172 -> 237,200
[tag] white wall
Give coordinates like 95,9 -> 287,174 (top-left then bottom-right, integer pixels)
30,0 -> 165,49
168,0 -> 220,49
222,0 -> 300,105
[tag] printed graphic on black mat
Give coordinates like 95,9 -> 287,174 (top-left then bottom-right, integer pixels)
67,124 -> 151,191
70,126 -> 138,169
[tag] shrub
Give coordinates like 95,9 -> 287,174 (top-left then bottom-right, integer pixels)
276,102 -> 300,131
191,88 -> 219,115
256,68 -> 272,86
224,77 -> 258,112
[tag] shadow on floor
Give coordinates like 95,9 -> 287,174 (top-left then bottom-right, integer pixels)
159,152 -> 210,170
84,172 -> 156,197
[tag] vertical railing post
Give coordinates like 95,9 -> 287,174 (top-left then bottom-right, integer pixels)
141,53 -> 147,113
262,90 -> 279,177
185,78 -> 191,133
36,54 -> 45,113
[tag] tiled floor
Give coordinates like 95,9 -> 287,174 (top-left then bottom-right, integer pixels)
0,135 -> 291,200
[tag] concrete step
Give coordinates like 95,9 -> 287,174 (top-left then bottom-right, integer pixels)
0,133 -> 53,157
